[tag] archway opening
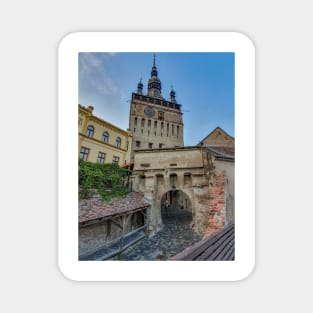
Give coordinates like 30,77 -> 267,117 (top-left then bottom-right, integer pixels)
160,189 -> 193,226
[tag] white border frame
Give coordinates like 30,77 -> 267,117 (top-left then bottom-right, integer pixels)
58,32 -> 255,281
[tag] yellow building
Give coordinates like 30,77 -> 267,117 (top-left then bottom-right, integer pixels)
78,104 -> 132,166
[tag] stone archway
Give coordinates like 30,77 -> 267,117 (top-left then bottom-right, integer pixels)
132,146 -> 233,237
160,189 -> 193,227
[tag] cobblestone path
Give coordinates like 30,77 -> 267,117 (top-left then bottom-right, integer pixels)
113,206 -> 202,260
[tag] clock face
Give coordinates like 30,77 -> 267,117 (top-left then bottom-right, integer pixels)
144,106 -> 155,117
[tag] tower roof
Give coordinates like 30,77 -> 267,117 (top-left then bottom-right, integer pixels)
151,54 -> 158,77
137,77 -> 143,88
147,54 -> 162,98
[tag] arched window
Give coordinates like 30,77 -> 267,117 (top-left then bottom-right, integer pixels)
86,125 -> 94,137
102,131 -> 109,143
116,137 -> 121,148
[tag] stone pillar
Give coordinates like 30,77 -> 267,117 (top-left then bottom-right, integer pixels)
144,175 -> 162,234
164,172 -> 170,192
177,173 -> 184,190
131,174 -> 140,192
192,174 -> 211,234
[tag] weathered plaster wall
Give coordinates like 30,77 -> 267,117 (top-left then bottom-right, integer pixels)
215,160 -> 235,224
133,147 -> 203,171
132,147 -> 235,237
132,147 -> 211,235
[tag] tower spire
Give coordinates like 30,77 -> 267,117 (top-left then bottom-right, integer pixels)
151,53 -> 158,77
170,84 -> 176,103
148,53 -> 162,98
137,77 -> 143,94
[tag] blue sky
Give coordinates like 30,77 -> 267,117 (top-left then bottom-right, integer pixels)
79,52 -> 234,146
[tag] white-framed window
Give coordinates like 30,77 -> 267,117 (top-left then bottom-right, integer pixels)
112,156 -> 119,164
103,131 -> 109,143
79,147 -> 89,160
86,125 -> 94,137
97,152 -> 106,163
116,137 -> 121,148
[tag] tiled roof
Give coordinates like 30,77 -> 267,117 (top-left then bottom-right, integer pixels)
205,145 -> 235,158
207,145 -> 234,156
79,192 -> 150,223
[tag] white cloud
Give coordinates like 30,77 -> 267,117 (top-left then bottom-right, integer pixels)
79,52 -> 120,96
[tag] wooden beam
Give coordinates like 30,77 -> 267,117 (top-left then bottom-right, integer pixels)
111,218 -> 123,229
139,210 -> 147,217
106,220 -> 111,238
119,215 -> 127,250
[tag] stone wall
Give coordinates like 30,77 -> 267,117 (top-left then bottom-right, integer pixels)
201,127 -> 234,147
79,220 -> 119,257
204,171 -> 226,237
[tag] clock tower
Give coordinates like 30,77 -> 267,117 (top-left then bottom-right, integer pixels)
129,55 -> 184,162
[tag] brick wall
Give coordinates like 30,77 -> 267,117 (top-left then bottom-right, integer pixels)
204,171 -> 226,237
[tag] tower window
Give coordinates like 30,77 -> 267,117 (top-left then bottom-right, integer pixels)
148,120 -> 151,128
177,126 -> 179,138
79,147 -> 89,160
135,141 -> 141,148
102,131 -> 109,143
159,143 -> 163,148
141,118 -> 145,127
148,143 -> 153,149
154,121 -> 157,128
97,152 -> 106,163
134,117 -> 137,127
158,111 -> 164,120
172,124 -> 174,135
86,125 -> 94,137
161,122 -> 164,129
116,137 -> 121,148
